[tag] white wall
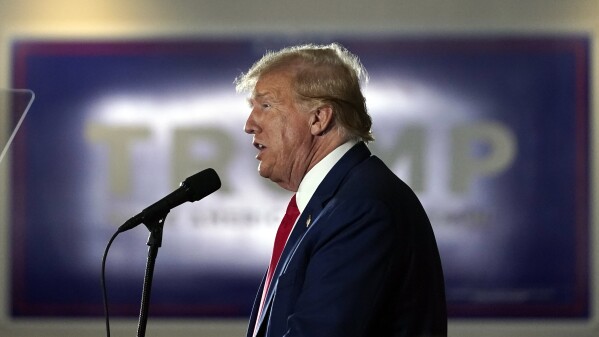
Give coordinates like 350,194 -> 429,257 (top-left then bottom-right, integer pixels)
0,0 -> 597,336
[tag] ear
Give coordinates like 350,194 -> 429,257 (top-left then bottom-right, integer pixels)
309,105 -> 334,136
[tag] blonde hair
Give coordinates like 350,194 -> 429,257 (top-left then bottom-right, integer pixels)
235,43 -> 374,142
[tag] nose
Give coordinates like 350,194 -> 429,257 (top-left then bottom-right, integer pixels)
244,108 -> 261,135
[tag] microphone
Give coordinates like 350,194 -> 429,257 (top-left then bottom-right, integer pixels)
118,168 -> 221,233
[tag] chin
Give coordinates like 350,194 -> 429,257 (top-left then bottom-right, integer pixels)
257,164 -> 271,179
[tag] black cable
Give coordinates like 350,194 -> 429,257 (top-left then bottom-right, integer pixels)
101,230 -> 121,337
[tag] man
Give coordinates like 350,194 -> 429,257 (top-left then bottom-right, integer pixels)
236,43 -> 447,337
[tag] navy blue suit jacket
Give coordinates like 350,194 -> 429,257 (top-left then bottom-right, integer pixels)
247,142 -> 447,337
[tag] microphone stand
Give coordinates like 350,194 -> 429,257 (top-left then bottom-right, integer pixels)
136,211 -> 168,337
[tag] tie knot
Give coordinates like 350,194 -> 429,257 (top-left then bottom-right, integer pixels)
286,195 -> 300,217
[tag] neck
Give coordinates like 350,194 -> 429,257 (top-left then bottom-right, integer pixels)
307,134 -> 348,172
280,131 -> 348,192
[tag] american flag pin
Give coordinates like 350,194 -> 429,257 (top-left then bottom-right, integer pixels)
306,215 -> 312,227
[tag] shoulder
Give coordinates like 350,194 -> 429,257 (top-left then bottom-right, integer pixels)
339,154 -> 417,204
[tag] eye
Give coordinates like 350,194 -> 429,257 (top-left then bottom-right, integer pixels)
262,103 -> 271,109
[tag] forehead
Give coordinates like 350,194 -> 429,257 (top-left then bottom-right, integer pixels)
252,70 -> 295,99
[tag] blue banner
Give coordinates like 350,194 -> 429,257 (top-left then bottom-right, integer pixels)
10,36 -> 589,318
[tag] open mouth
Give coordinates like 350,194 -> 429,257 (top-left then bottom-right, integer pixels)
253,142 -> 266,150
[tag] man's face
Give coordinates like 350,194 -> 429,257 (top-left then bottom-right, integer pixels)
244,71 -> 314,191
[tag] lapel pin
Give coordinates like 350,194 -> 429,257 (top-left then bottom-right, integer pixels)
306,214 -> 312,227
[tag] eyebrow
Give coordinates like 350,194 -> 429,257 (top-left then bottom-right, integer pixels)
252,91 -> 274,100
246,93 -> 274,107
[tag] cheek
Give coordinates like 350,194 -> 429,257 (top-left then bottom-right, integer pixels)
270,119 -> 291,147
278,132 -> 301,154
270,112 -> 309,154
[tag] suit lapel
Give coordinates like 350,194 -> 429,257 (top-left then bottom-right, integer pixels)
308,142 -> 371,209
254,208 -> 311,333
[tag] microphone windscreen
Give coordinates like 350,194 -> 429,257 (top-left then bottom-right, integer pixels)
185,168 -> 221,202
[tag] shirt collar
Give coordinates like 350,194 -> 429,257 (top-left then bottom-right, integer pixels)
296,140 -> 358,213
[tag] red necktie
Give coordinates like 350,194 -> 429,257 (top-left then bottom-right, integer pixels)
256,195 -> 300,326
